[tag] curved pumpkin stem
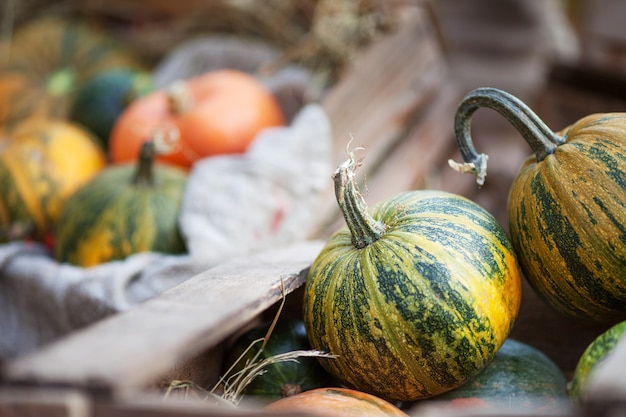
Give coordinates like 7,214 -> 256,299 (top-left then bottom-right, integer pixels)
449,87 -> 565,186
133,141 -> 156,187
334,151 -> 386,249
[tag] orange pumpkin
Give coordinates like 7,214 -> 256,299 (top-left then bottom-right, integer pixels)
0,119 -> 107,241
109,69 -> 285,168
264,387 -> 409,417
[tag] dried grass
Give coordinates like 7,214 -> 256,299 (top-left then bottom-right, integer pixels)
164,278 -> 336,407
3,0 -> 402,84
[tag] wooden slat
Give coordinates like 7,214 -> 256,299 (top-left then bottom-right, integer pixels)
0,387 -> 90,417
319,83 -> 461,236
313,3 -> 448,237
92,394 -> 325,417
353,83 -> 460,204
322,3 -> 446,168
3,240 -> 324,396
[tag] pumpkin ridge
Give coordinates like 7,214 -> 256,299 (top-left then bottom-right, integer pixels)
393,196 -> 512,286
514,165 -> 624,317
586,138 -> 626,189
363,242 -> 435,394
312,247 -> 424,399
378,241 -> 457,398
408,244 -> 498,367
551,145 -> 626,294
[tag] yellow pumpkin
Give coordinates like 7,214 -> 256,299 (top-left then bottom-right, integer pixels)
0,119 -> 107,242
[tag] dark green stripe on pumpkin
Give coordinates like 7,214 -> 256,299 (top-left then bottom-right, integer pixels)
376,241 -> 497,374
584,138 -> 626,189
399,205 -> 509,284
512,158 -> 626,318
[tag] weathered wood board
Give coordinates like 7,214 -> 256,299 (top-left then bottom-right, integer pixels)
3,241 -> 324,396
313,2 -> 450,238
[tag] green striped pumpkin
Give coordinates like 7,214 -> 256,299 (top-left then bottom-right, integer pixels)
54,141 -> 187,267
0,119 -> 106,242
302,154 -> 522,402
569,320 -> 626,402
450,87 -> 626,321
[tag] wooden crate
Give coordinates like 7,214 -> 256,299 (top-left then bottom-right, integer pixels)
0,2 -> 455,416
2,2 -> 626,417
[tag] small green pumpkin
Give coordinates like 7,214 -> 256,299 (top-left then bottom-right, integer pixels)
54,141 -> 187,267
70,68 -> 154,148
303,152 -> 522,402
450,87 -> 626,321
569,320 -> 626,402
223,319 -> 333,400
434,338 -> 568,410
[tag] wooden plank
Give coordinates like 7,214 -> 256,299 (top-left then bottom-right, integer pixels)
2,240 -> 324,396
0,387 -> 90,417
313,3 -> 448,236
92,394 -> 326,417
94,392 -> 578,417
322,3 -> 446,168
317,83 -> 461,237
354,83 -> 460,205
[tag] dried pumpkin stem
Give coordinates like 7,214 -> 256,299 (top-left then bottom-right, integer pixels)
132,141 -> 156,187
167,80 -> 193,114
450,87 -> 565,186
333,153 -> 386,249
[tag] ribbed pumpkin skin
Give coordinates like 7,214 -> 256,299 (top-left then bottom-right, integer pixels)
303,190 -> 522,402
0,119 -> 106,240
509,113 -> 626,320
54,163 -> 187,267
